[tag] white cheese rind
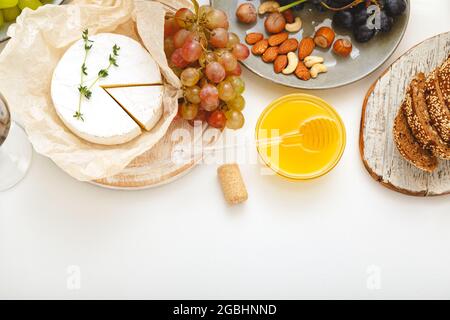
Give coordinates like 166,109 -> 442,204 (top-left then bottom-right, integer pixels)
105,85 -> 164,131
51,33 -> 163,145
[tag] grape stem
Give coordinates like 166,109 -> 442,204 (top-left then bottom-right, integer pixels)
320,0 -> 380,12
75,29 -> 94,121
87,56 -> 117,91
278,0 -> 308,12
279,0 -> 380,13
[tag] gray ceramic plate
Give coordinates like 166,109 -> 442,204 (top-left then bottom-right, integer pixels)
0,0 -> 65,43
211,0 -> 410,89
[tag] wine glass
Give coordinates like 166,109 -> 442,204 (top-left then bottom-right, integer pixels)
0,93 -> 32,191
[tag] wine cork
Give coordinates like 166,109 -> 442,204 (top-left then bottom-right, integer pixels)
217,163 -> 248,205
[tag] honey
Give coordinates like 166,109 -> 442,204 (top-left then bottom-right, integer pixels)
256,94 -> 346,180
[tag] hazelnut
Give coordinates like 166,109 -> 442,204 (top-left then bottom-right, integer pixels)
236,3 -> 257,24
333,39 -> 353,57
314,26 -> 335,49
264,12 -> 286,34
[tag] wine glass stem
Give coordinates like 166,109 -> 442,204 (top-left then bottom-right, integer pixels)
0,121 -> 32,191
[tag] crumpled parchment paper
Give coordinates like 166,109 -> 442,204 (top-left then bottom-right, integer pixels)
0,0 -> 182,181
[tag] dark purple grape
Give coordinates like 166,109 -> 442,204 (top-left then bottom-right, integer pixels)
311,0 -> 326,12
378,10 -> 394,32
384,0 -> 407,16
333,10 -> 353,29
352,3 -> 368,26
326,0 -> 354,7
353,24 -> 376,43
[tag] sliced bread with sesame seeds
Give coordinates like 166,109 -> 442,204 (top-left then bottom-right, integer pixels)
393,104 -> 438,173
425,59 -> 450,143
403,73 -> 450,160
437,56 -> 450,105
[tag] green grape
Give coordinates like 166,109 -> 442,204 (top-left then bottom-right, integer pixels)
180,68 -> 200,87
217,81 -> 235,102
225,110 -> 245,130
205,62 -> 225,83
207,110 -> 227,129
227,95 -> 245,111
173,29 -> 192,48
217,51 -> 237,72
185,86 -> 201,104
174,8 -> 195,28
164,37 -> 175,58
232,43 -> 250,61
226,32 -> 240,49
199,51 -> 215,68
200,83 -> 219,105
3,6 -> 20,22
198,5 -> 212,19
18,0 -> 42,10
171,66 -> 183,78
227,76 -> 245,94
0,0 -> 18,9
181,39 -> 202,62
205,8 -> 229,30
198,77 -> 208,88
213,48 -> 228,60
180,102 -> 198,120
209,28 -> 228,48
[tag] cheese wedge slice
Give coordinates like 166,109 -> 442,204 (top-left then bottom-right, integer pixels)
104,85 -> 164,131
51,33 -> 163,145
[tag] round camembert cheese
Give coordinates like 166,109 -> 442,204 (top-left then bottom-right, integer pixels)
51,33 -> 163,145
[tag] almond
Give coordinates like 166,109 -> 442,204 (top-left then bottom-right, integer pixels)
252,39 -> 269,56
245,32 -> 264,45
298,37 -> 315,61
274,55 -> 288,73
262,46 -> 279,63
295,61 -> 311,81
314,26 -> 335,49
268,32 -> 289,46
278,38 -> 298,54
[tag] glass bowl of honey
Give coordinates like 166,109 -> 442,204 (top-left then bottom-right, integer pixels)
255,94 -> 346,180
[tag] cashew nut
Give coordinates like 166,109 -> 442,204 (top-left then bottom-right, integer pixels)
282,52 -> 299,75
285,17 -> 302,33
258,1 -> 280,15
304,56 -> 324,68
310,63 -> 328,78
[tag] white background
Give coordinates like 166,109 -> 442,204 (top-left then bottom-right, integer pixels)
1,0 -> 450,299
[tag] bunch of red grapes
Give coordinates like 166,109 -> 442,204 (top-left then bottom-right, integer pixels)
164,4 -> 250,130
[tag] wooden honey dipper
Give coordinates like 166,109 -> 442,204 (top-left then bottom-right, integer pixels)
256,117 -> 339,152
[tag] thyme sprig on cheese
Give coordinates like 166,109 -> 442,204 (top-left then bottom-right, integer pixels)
74,29 -> 121,121
74,29 -> 94,121
88,44 -> 121,89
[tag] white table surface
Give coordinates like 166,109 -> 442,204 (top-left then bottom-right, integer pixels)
1,0 -> 450,300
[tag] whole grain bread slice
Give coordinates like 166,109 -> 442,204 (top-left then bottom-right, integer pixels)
393,104 -> 438,173
403,73 -> 450,160
437,56 -> 450,106
425,61 -> 450,143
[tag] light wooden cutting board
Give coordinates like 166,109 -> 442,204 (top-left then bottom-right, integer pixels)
360,32 -> 450,196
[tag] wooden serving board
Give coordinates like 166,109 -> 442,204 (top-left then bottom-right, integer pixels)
360,32 -> 450,197
94,119 -> 220,189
